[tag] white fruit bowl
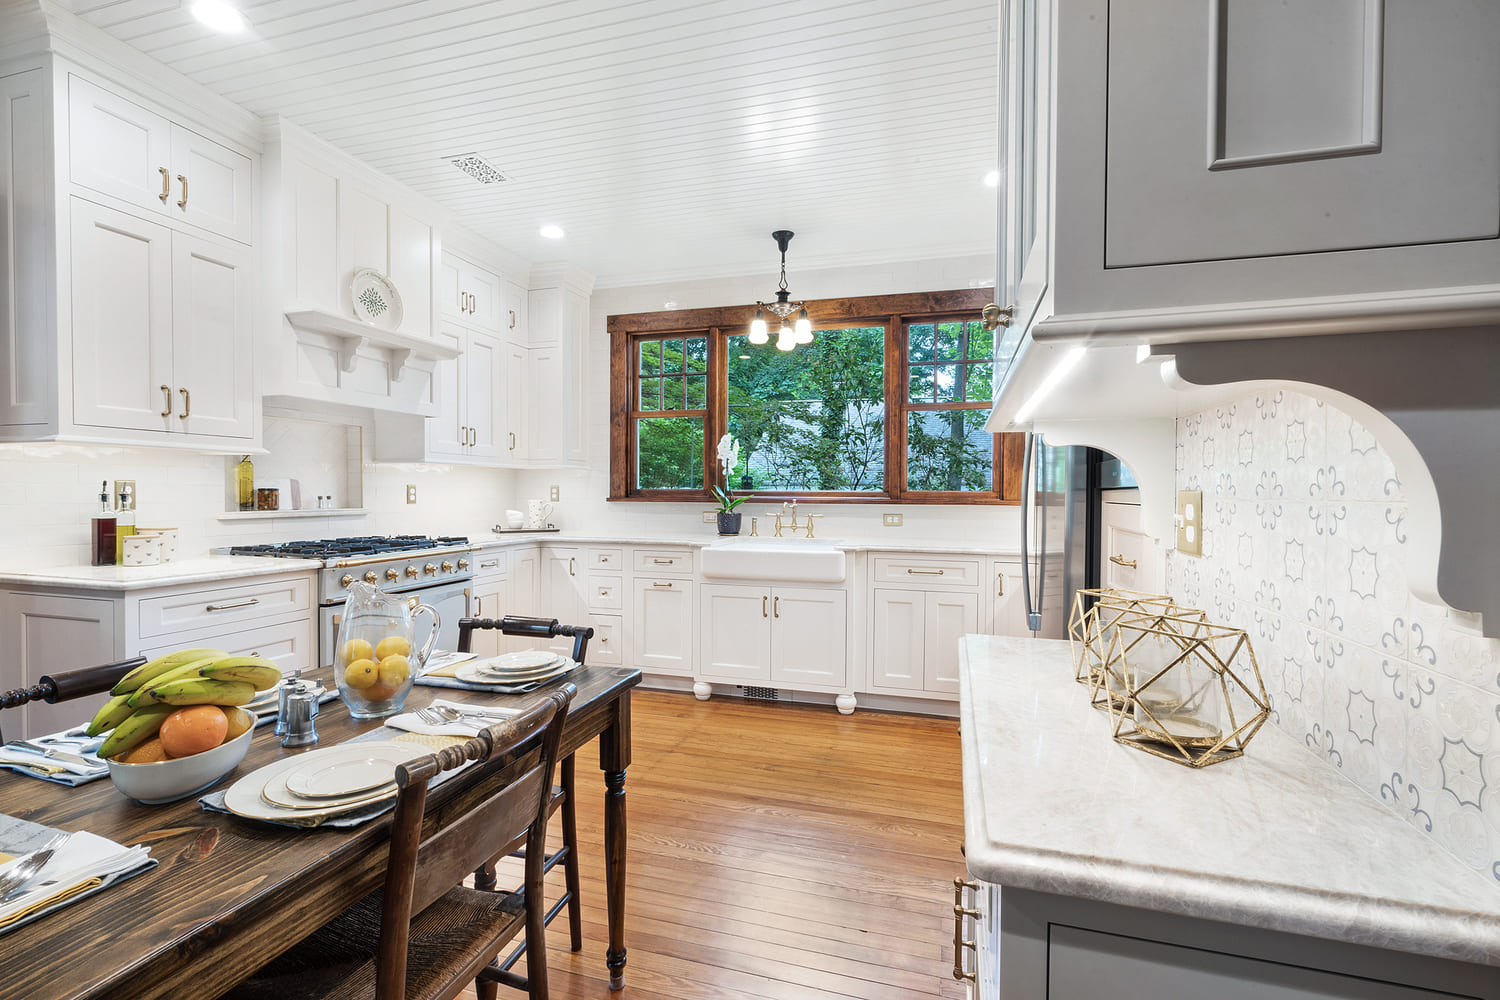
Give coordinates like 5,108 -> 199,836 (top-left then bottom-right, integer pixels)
106,708 -> 256,804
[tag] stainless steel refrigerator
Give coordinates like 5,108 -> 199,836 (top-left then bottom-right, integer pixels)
1019,435 -> 1121,637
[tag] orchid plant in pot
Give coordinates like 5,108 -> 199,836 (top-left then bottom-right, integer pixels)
713,434 -> 746,534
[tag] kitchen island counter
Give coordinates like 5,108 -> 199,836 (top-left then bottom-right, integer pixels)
960,634 -> 1500,968
0,555 -> 323,592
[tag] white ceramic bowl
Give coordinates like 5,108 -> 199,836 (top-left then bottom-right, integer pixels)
106,708 -> 256,804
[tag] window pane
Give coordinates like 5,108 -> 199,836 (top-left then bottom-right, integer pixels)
638,340 -> 660,376
638,377 -> 661,411
685,374 -> 707,409
685,336 -> 708,373
908,323 -> 934,364
936,321 -> 963,361
908,364 -> 935,403
662,377 -> 687,412
934,364 -> 962,402
636,416 -> 703,490
659,338 -> 683,375
965,362 -> 994,402
966,322 -> 993,360
906,409 -> 994,492
726,326 -> 886,492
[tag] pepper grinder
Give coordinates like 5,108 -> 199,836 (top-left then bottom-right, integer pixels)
278,672 -> 320,747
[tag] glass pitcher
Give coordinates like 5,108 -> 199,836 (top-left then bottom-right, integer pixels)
333,582 -> 439,719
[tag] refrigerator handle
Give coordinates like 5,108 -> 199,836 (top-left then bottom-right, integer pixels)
1020,432 -> 1043,633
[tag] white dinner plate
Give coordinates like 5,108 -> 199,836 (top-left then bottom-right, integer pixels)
473,654 -> 570,677
223,741 -> 419,823
487,649 -> 558,670
284,743 -> 425,799
350,267 -> 403,331
260,771 -> 396,811
456,659 -> 575,686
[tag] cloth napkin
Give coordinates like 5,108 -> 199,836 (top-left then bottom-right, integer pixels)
0,825 -> 155,937
0,729 -> 109,786
386,699 -> 522,738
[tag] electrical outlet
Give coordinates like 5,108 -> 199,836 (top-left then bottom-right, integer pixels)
702,511 -> 717,523
405,484 -> 417,504
549,485 -> 560,502
117,480 -> 136,510
1176,490 -> 1202,555
883,513 -> 903,527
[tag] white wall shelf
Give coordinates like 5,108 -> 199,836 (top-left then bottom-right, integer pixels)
217,508 -> 368,521
284,309 -> 460,379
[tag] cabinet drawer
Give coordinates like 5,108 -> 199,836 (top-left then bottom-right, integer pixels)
633,549 -> 693,575
589,576 -> 622,611
137,575 -> 313,639
871,555 -> 981,588
588,615 -> 622,667
588,548 -> 624,571
472,550 -> 508,578
137,616 -> 315,676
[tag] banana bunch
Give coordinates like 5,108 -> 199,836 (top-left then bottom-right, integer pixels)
89,649 -> 283,759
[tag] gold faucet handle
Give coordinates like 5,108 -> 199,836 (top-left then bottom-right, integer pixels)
772,513 -> 784,537
805,513 -> 824,538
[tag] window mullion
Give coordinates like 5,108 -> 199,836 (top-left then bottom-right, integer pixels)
706,326 -> 725,493
886,314 -> 906,500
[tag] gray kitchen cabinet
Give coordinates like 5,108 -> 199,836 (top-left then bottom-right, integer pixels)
0,592 -> 116,741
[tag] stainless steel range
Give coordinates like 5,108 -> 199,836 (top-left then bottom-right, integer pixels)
229,536 -> 475,666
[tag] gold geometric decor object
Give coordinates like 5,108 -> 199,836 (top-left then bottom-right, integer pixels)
1103,614 -> 1270,768
1087,602 -> 1210,715
1068,589 -> 1200,712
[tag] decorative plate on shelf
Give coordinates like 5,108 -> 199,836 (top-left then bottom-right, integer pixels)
350,267 -> 403,331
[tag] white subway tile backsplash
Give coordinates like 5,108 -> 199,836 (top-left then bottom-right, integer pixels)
1170,388 -> 1500,885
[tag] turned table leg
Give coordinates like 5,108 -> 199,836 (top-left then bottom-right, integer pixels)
600,693 -> 632,991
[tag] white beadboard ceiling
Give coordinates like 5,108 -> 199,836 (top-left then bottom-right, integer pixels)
72,0 -> 999,288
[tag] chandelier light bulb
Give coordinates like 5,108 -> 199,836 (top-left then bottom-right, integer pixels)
794,308 -> 812,342
749,310 -> 768,343
776,332 -> 796,352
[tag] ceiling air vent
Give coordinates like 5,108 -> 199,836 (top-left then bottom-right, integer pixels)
448,153 -> 507,185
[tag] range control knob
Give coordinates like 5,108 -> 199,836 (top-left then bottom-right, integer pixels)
441,560 -> 454,573
457,558 -> 469,571
405,565 -> 419,579
340,574 -> 354,588
423,563 -> 438,576
385,568 -> 399,581
363,571 -> 378,584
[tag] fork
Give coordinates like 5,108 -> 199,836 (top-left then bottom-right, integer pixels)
428,704 -> 515,723
0,834 -> 66,898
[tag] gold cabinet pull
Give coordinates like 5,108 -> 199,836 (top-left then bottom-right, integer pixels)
509,431 -> 516,450
996,573 -> 1004,597
206,597 -> 259,612
952,876 -> 980,983
651,581 -> 672,589
569,557 -> 576,577
178,387 -> 190,419
158,167 -> 170,203
508,308 -> 516,329
773,596 -> 780,618
762,595 -> 768,618
907,567 -> 945,576
176,174 -> 188,209
980,302 -> 1014,332
159,384 -> 172,417
1109,554 -> 1138,569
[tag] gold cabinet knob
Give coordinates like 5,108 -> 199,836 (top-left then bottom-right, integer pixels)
457,558 -> 469,570
423,563 -> 437,576
405,565 -> 419,579
441,560 -> 454,572
385,568 -> 399,581
363,571 -> 378,584
340,574 -> 354,588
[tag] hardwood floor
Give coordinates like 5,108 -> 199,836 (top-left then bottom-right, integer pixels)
465,690 -> 967,1000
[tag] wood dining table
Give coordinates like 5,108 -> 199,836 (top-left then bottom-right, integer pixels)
1,663 -> 641,1000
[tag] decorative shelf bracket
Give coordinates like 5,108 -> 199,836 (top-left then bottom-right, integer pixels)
284,310 -> 461,383
335,335 -> 368,374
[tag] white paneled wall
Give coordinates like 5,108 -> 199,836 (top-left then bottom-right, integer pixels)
516,254 -> 1024,546
1166,389 -> 1500,887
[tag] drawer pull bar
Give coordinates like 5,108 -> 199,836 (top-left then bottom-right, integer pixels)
1109,554 -> 1138,569
952,875 -> 980,984
651,582 -> 673,589
479,560 -> 500,569
206,597 -> 260,612
907,568 -> 945,576
651,558 -> 674,565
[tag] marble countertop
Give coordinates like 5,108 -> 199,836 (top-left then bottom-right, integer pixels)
0,555 -> 325,592
471,532 -> 1021,557
959,634 -> 1500,966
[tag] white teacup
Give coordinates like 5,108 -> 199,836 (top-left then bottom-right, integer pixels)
526,499 -> 553,529
505,509 -> 525,529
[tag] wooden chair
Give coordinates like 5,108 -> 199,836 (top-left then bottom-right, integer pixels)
456,616 -> 592,973
0,656 -> 145,742
226,682 -> 576,1000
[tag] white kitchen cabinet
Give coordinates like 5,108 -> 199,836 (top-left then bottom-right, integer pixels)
1101,497 -> 1147,592
588,615 -> 623,667
527,345 -> 565,465
526,269 -> 593,468
67,75 -> 254,244
698,585 -> 847,689
540,546 -> 589,655
631,576 -> 693,675
468,551 -> 507,658
423,324 -> 500,462
0,592 -> 116,741
988,559 -> 1028,638
137,617 -> 314,684
70,198 -> 254,440
871,588 -> 976,695
440,253 -> 501,333
502,341 -> 528,463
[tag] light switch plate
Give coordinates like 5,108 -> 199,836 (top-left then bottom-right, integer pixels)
1176,490 -> 1202,555
702,511 -> 716,523
549,485 -> 560,502
883,513 -> 903,527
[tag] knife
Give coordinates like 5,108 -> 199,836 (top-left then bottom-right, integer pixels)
8,742 -> 100,769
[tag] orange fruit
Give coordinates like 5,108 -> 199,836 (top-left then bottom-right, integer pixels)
118,736 -> 170,764
158,705 -> 229,758
344,658 -> 378,689
375,635 -> 411,659
364,681 -> 399,702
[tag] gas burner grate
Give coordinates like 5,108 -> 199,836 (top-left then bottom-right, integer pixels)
230,535 -> 470,559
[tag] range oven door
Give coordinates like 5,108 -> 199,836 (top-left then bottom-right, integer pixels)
321,578 -> 471,669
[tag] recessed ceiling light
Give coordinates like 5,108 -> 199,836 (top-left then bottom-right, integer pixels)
190,0 -> 246,33
539,225 -> 565,240
983,170 -> 1000,187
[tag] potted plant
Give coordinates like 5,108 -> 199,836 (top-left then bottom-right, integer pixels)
712,486 -> 747,535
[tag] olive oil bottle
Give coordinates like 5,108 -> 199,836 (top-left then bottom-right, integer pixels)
236,455 -> 254,511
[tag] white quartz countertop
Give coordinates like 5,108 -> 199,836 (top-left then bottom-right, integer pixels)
0,555 -> 324,592
959,634 -> 1500,966
471,532 -> 1021,557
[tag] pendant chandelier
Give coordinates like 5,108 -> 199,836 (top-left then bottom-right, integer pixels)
748,230 -> 813,351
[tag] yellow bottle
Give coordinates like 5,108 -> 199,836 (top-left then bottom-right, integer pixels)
115,483 -> 136,563
236,455 -> 254,511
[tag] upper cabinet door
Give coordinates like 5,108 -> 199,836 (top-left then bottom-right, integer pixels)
1104,0 -> 1500,267
428,327 -> 466,459
438,255 -> 464,320
503,342 -> 528,463
68,75 -> 171,215
169,230 -> 254,439
465,332 -> 500,460
463,262 -> 501,333
167,124 -> 253,244
70,199 -> 174,434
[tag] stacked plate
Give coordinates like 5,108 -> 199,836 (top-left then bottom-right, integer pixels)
455,649 -> 578,687
222,741 -> 427,823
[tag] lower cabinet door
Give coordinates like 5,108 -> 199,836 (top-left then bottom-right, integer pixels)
923,590 -> 978,694
588,614 -> 622,666
870,589 -> 926,690
699,585 -> 771,682
467,578 -> 506,658
769,587 -> 846,687
632,578 -> 693,675
0,592 -> 117,741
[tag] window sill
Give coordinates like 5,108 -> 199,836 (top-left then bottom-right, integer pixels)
607,494 -> 1019,506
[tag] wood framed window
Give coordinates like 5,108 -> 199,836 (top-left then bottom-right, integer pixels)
608,288 -> 1023,504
